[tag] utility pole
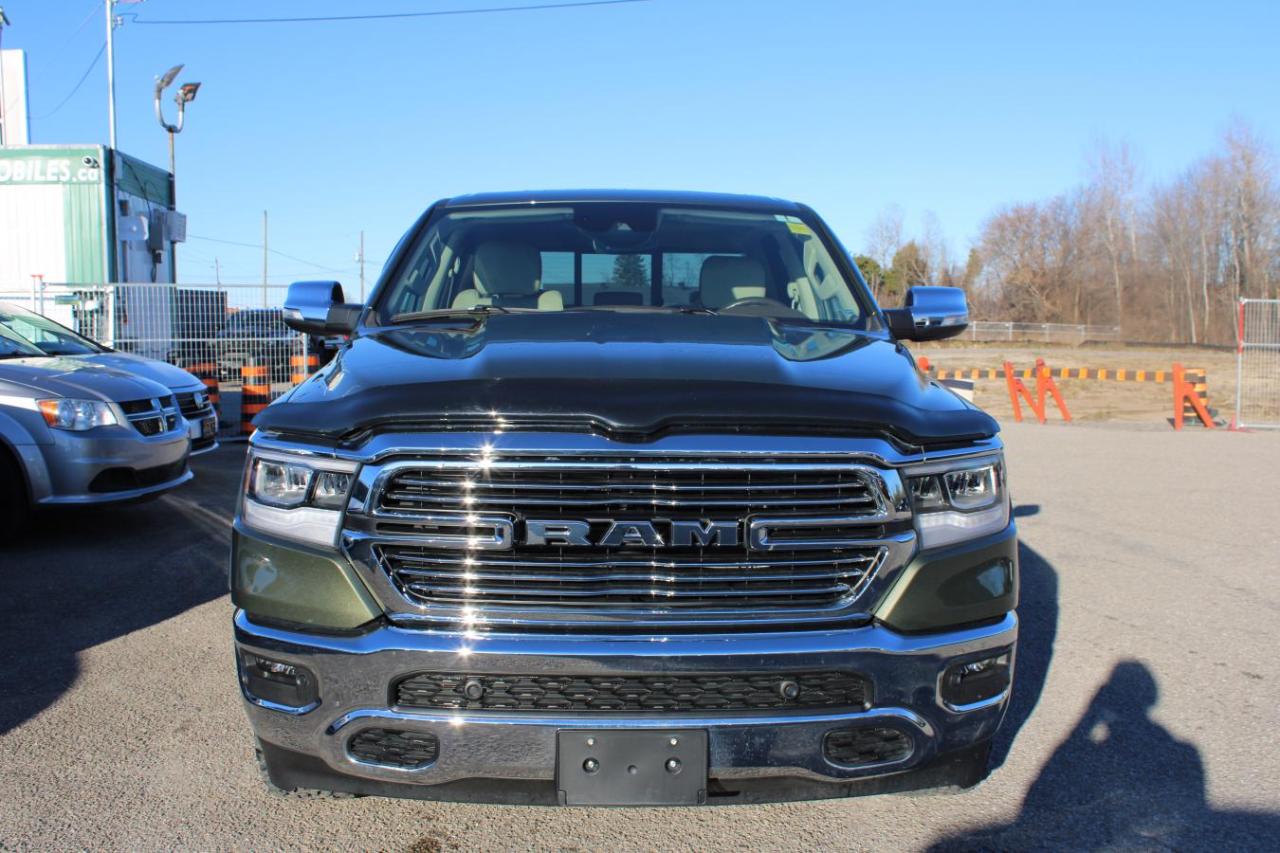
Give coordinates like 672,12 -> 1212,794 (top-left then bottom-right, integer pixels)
358,230 -> 366,301
261,210 -> 269,307
104,0 -> 117,149
0,8 -> 11,146
214,256 -> 221,285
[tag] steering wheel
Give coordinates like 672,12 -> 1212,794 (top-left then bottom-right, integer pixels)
717,296 -> 807,318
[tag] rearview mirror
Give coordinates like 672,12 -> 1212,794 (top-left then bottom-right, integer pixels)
883,286 -> 969,342
282,281 -> 362,335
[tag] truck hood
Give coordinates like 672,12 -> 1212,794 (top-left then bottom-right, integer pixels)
0,356 -> 176,403
72,351 -> 203,391
254,313 -> 998,446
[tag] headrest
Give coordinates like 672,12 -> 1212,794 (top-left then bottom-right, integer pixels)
473,241 -> 541,295
699,255 -> 767,308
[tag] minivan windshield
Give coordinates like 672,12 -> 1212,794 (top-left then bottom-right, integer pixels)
0,302 -> 105,356
375,204 -> 880,329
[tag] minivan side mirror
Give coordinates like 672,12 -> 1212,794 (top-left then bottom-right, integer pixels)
282,281 -> 362,335
883,286 -> 969,342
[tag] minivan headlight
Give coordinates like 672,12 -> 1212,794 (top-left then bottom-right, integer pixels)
906,457 -> 1008,548
37,398 -> 118,431
242,452 -> 358,547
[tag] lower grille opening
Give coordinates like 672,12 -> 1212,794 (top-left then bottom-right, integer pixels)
823,727 -> 913,766
88,458 -> 188,493
348,728 -> 439,769
396,671 -> 871,713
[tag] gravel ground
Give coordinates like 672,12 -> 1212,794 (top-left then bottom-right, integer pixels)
2,423 -> 1278,851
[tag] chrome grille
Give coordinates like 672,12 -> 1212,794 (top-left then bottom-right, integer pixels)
376,543 -> 885,608
121,396 -> 180,436
378,458 -> 882,517
351,453 -> 911,631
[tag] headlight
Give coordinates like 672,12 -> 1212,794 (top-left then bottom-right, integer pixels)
906,457 -> 1008,548
37,398 -> 119,431
242,452 -> 358,547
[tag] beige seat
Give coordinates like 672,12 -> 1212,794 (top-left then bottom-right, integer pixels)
452,241 -> 563,310
698,256 -> 768,308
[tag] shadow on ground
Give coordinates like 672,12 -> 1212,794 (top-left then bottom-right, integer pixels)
932,502 -> 1280,849
0,446 -> 242,735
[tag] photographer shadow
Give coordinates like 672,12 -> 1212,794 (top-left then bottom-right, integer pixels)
933,658 -> 1280,849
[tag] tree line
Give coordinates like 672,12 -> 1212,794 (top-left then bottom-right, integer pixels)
854,121 -> 1279,344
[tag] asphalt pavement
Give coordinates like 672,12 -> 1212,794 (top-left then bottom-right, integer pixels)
1,423 -> 1278,851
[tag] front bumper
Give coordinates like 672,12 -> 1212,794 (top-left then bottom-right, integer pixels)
236,609 -> 1016,803
186,411 -> 219,456
34,425 -> 191,505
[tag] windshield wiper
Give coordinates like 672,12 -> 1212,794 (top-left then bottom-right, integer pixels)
389,305 -> 510,324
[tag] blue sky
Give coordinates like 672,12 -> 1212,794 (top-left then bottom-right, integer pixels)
4,0 -> 1278,285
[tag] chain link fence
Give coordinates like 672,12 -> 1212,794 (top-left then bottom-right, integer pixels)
1236,298 -> 1280,429
0,281 -> 314,436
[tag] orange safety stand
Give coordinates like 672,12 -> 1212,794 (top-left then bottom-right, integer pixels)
1004,359 -> 1071,423
1172,362 -> 1215,430
1003,361 -> 1040,423
1034,358 -> 1072,422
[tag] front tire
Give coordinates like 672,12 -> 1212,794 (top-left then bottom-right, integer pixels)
0,448 -> 30,542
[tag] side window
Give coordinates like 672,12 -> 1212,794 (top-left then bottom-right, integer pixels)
540,252 -> 575,307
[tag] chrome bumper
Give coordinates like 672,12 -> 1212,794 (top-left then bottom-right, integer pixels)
236,610 -> 1016,793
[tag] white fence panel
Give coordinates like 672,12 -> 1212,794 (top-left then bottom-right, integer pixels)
0,281 -> 314,435
1236,299 -> 1280,429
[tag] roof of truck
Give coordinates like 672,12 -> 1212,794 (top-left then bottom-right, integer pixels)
439,189 -> 805,213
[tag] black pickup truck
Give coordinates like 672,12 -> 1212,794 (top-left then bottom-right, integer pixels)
231,190 -> 1017,805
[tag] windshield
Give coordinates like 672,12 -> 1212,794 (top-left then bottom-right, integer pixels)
375,203 -> 880,329
0,302 -> 105,355
0,323 -> 47,358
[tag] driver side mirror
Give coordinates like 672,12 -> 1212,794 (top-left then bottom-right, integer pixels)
282,281 -> 363,335
883,286 -> 969,342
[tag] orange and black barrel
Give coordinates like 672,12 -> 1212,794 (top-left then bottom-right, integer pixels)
190,360 -> 221,417
240,363 -> 271,435
290,353 -> 320,385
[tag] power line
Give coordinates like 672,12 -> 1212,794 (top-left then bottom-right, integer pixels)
188,233 -> 351,275
30,41 -> 106,119
129,0 -> 648,26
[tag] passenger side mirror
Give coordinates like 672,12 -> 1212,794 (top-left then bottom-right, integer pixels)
883,286 -> 969,342
282,281 -> 362,335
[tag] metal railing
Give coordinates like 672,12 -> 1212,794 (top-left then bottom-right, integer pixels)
0,281 -> 315,436
1236,299 -> 1280,429
963,321 -> 1123,344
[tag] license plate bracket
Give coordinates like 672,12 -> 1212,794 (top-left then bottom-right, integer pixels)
556,729 -> 707,806
201,418 -> 216,438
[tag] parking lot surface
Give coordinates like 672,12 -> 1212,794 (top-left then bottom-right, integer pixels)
2,423 -> 1279,851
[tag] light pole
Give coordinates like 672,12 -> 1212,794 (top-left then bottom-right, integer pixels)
154,65 -> 200,196
155,65 -> 199,279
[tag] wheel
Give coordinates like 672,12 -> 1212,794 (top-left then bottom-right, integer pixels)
0,448 -> 30,542
255,745 -> 356,799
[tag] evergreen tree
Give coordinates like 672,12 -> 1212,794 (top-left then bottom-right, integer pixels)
611,254 -> 648,289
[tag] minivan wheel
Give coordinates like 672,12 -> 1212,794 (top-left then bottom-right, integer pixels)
0,448 -> 30,541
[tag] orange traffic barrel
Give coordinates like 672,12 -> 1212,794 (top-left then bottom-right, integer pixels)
189,360 -> 221,416
240,363 -> 270,435
290,353 -> 320,385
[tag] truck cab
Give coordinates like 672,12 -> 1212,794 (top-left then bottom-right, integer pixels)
231,191 -> 1016,805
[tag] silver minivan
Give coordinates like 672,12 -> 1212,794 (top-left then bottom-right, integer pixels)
0,301 -> 218,454
0,327 -> 192,538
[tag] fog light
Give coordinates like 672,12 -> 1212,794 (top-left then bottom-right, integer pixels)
239,651 -> 319,710
941,651 -> 1012,708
